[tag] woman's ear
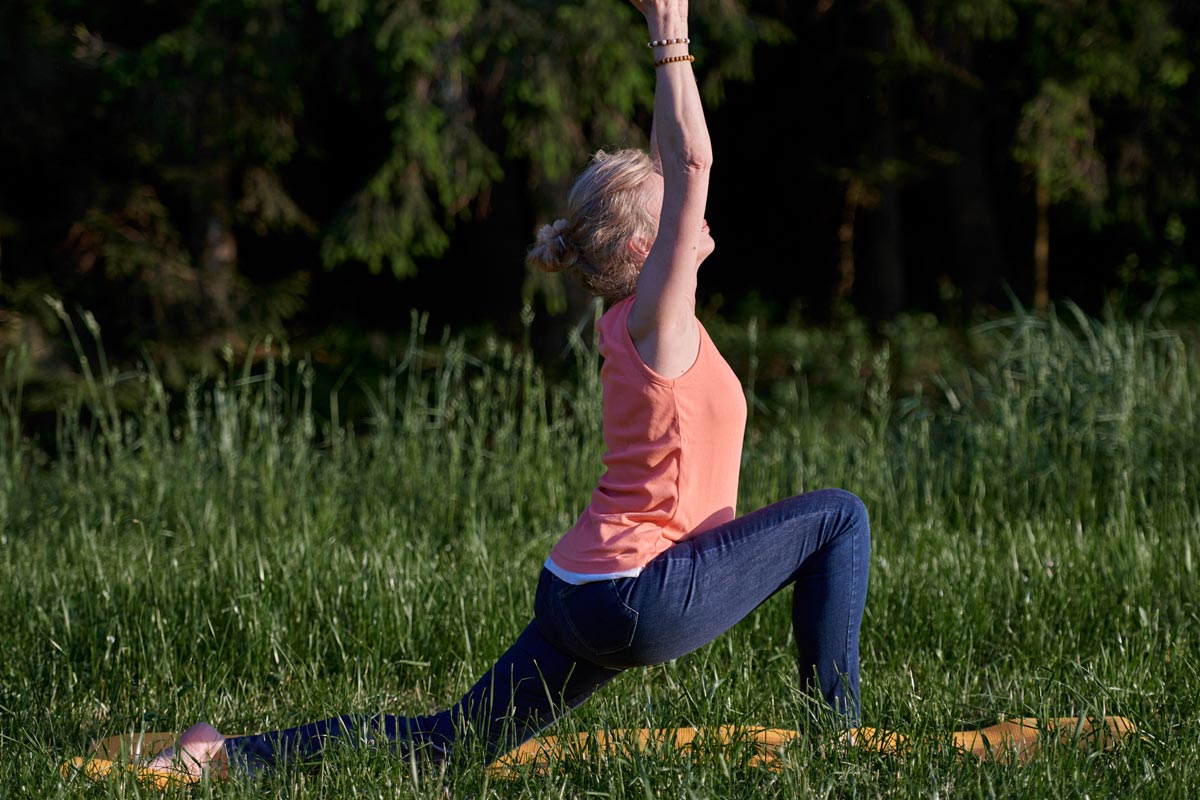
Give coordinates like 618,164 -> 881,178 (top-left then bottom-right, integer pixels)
627,236 -> 652,261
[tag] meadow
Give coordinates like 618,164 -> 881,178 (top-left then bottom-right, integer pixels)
1,304 -> 1197,798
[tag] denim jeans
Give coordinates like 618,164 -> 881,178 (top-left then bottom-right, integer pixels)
225,488 -> 869,773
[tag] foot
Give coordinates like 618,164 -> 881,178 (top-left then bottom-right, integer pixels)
148,722 -> 229,779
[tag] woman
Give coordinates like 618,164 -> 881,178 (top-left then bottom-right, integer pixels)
154,0 -> 869,778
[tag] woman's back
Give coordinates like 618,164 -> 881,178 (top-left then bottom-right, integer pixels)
547,295 -> 746,581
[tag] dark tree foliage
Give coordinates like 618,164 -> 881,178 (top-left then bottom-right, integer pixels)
0,0 -> 1196,400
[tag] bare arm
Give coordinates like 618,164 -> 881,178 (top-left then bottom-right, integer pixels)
627,0 -> 711,378
649,116 -> 661,167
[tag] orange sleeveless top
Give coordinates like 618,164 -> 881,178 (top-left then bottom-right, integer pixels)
546,295 -> 747,581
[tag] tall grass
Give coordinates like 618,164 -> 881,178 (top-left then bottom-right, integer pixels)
1,303 -> 1197,797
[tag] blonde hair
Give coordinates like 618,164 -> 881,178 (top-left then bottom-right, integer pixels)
527,149 -> 659,301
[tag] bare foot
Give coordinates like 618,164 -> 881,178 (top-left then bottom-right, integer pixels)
149,722 -> 229,779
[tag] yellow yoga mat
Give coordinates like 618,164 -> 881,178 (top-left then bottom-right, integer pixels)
58,755 -> 201,789
63,716 -> 1137,787
485,716 -> 1136,777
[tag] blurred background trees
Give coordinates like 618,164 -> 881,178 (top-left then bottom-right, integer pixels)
1,0 -> 1196,403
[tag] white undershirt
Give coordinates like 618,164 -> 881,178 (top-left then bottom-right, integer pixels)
543,556 -> 644,585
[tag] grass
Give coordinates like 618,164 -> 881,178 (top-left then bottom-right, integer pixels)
1,302 -> 1198,797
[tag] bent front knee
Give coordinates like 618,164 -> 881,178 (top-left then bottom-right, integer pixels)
815,488 -> 870,537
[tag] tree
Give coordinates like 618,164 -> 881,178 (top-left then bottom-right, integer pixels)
0,0 -> 783,390
1011,0 -> 1191,311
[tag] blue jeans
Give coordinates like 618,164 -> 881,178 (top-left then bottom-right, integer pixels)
225,488 -> 869,773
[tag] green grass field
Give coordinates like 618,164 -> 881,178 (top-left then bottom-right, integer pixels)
2,306 -> 1198,798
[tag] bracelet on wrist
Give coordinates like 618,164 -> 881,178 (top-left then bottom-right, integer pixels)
653,54 -> 695,68
647,37 -> 690,48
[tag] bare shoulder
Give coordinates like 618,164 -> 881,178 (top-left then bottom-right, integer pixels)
627,299 -> 700,379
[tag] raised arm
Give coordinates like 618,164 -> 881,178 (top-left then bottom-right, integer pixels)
627,0 -> 712,379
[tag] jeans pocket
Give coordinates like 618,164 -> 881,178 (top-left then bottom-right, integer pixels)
559,580 -> 639,657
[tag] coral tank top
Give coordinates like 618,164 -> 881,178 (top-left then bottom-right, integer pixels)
546,295 -> 747,583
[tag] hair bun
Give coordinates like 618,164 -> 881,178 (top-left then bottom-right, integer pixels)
527,218 -> 576,274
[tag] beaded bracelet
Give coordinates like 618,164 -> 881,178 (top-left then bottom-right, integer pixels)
653,54 -> 695,68
647,37 -> 690,48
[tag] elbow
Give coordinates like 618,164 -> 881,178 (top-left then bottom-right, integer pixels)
665,147 -> 713,177
658,122 -> 713,174
684,149 -> 713,174
682,138 -> 713,172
